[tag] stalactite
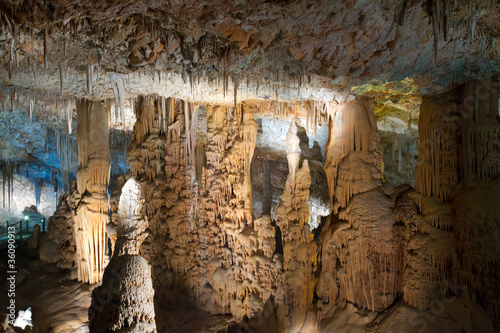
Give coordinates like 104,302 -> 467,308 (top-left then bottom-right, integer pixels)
233,76 -> 238,108
161,96 -> 166,134
59,62 -> 65,96
43,28 -> 48,69
29,97 -> 33,121
108,74 -> 125,123
87,64 -> 93,96
35,179 -> 42,208
313,103 -> 318,138
32,61 -> 36,82
66,100 -> 73,134
55,130 -> 77,192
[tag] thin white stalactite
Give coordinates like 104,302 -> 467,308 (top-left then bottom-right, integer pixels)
108,73 -> 125,124
87,64 -> 94,96
59,62 -> 65,96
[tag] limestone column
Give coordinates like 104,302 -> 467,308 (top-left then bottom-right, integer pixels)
74,99 -> 111,284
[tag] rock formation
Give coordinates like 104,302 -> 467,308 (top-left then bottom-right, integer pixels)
317,96 -> 400,317
275,119 -> 316,332
39,186 -> 77,269
2,1 -> 500,332
74,99 -> 111,284
89,178 -> 156,333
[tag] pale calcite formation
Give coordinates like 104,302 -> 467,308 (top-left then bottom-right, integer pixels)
324,96 -> 383,214
74,99 -> 111,284
89,179 -> 156,333
108,174 -> 127,255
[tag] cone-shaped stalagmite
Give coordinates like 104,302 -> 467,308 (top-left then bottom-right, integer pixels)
89,179 -> 156,333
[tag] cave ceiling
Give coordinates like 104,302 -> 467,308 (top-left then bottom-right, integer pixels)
0,0 -> 498,103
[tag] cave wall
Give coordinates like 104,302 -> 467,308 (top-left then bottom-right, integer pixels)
33,75 -> 499,331
409,77 -> 500,319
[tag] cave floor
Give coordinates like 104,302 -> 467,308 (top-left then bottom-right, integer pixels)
0,251 -> 495,333
0,253 -> 234,333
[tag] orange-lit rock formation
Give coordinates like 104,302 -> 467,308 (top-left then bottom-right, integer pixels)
318,96 -> 400,316
74,99 -> 111,284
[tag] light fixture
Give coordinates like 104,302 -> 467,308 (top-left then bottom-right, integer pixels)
24,216 -> 29,220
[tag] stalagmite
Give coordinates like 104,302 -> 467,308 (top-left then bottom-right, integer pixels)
40,187 -> 77,269
74,99 -> 111,284
89,179 -> 156,333
276,119 -> 316,332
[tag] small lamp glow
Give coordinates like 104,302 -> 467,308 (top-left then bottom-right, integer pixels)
24,216 -> 29,220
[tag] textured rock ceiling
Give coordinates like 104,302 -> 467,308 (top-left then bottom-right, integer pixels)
0,0 -> 499,101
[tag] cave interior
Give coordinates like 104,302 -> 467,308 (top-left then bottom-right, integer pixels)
0,0 -> 499,332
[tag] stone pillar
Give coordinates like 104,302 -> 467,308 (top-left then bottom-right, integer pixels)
318,96 -> 400,315
74,99 -> 110,284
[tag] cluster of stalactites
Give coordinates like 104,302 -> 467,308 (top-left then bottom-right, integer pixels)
0,86 -> 75,133
414,93 -> 460,202
131,95 -> 198,183
0,161 -> 14,211
55,130 -> 77,192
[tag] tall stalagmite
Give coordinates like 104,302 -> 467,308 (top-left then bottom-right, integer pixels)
74,99 -> 111,284
275,118 -> 317,332
89,179 -> 156,333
